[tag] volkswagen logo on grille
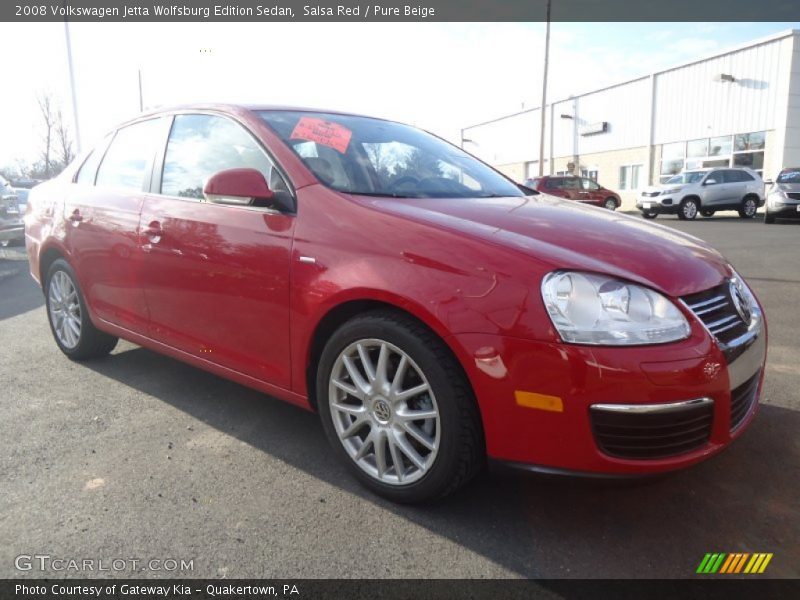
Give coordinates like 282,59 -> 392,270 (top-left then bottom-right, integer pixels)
729,279 -> 752,324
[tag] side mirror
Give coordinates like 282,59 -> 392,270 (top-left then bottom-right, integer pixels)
763,179 -> 774,186
704,178 -> 717,186
204,168 -> 275,206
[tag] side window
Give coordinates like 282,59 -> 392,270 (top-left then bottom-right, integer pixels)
75,135 -> 111,186
706,171 -> 722,184
581,178 -> 599,190
161,114 -> 288,200
545,177 -> 563,189
562,177 -> 580,190
95,120 -> 161,191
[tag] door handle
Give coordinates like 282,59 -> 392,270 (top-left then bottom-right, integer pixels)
142,220 -> 163,242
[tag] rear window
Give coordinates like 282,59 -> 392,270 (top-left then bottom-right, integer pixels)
95,119 -> 162,192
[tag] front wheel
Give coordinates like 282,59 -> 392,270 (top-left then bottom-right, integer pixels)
678,198 -> 699,220
45,259 -> 118,360
603,198 -> 617,211
642,211 -> 657,220
764,213 -> 776,224
739,196 -> 758,219
317,310 -> 485,503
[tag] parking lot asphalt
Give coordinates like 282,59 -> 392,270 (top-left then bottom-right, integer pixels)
1,213 -> 798,580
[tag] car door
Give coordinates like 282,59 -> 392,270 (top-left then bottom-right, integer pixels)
64,120 -> 164,331
701,170 -> 731,208
578,178 -> 603,205
138,113 -> 295,388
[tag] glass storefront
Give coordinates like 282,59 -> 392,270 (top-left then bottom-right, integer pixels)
659,131 -> 766,182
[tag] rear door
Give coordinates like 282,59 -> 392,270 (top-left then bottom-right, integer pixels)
64,119 -> 165,331
543,177 -> 567,198
138,113 -> 296,388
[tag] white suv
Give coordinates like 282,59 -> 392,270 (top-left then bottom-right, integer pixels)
637,167 -> 765,220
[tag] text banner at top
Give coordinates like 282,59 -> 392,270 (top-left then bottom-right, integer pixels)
3,0 -> 800,22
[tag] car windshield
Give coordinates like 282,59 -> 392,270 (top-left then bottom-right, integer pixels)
776,168 -> 800,183
666,171 -> 706,184
258,111 -> 524,199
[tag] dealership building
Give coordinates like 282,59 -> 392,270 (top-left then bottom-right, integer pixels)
462,29 -> 800,210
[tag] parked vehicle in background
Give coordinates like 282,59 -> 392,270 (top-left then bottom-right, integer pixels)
525,175 -> 621,210
25,104 -> 766,502
0,175 -> 23,246
764,167 -> 800,224
637,168 -> 765,220
11,178 -> 43,214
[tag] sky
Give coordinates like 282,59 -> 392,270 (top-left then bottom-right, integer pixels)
0,21 -> 798,168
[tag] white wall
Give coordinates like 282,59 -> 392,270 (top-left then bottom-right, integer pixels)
463,32 -> 797,172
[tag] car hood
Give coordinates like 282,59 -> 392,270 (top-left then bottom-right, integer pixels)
641,184 -> 685,194
357,193 -> 731,298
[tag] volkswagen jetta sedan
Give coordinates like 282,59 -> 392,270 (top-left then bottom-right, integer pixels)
25,105 -> 767,502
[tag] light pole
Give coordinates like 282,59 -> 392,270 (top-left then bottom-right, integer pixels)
63,19 -> 82,152
538,0 -> 551,177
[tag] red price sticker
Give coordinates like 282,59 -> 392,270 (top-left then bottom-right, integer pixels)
290,117 -> 353,154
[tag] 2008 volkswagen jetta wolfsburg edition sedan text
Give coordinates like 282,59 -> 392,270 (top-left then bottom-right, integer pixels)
24,105 -> 767,502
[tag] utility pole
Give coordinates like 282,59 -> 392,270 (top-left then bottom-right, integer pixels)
63,18 -> 82,152
138,68 -> 144,112
538,0 -> 551,177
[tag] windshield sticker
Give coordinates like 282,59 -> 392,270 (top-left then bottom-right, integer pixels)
291,117 -> 352,154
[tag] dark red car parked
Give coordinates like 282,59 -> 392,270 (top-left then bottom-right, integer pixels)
525,175 -> 621,210
25,105 -> 766,502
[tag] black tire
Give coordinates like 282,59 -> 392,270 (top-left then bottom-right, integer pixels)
603,197 -> 617,211
701,210 -> 715,218
45,259 -> 118,360
642,211 -> 657,220
316,309 -> 485,503
678,198 -> 699,220
764,213 -> 775,224
739,195 -> 758,219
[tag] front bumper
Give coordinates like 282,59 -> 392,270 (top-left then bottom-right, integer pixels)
637,196 -> 678,214
766,202 -> 800,219
0,222 -> 24,243
450,310 -> 766,475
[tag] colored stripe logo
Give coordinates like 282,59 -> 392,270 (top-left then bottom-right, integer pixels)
697,553 -> 773,574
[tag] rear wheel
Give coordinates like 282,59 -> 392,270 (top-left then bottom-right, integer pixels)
739,196 -> 758,219
316,310 -> 484,503
45,259 -> 118,360
603,197 -> 617,211
701,209 -> 715,218
678,198 -> 699,220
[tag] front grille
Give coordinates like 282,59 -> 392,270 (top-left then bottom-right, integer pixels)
682,282 -> 749,346
591,400 -> 713,460
730,371 -> 760,431
786,192 -> 800,200
641,191 -> 661,197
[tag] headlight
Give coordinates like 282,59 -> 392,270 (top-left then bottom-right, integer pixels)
662,187 -> 682,195
768,190 -> 786,207
541,271 -> 691,345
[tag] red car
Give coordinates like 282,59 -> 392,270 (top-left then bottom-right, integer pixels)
25,105 -> 766,502
525,175 -> 621,210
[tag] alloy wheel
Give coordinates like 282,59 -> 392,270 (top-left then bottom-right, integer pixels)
328,338 -> 440,486
743,198 -> 757,217
48,270 -> 82,349
682,200 -> 698,219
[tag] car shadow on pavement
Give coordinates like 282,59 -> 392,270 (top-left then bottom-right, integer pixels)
84,346 -> 800,579
0,266 -> 43,321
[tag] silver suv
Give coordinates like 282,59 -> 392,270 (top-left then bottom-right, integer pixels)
637,167 -> 765,220
0,175 -> 24,246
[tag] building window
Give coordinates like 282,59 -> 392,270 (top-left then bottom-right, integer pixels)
581,168 -> 598,181
687,139 -> 708,158
709,136 -> 732,157
660,142 -> 685,182
619,164 -> 642,190
733,131 -> 766,176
